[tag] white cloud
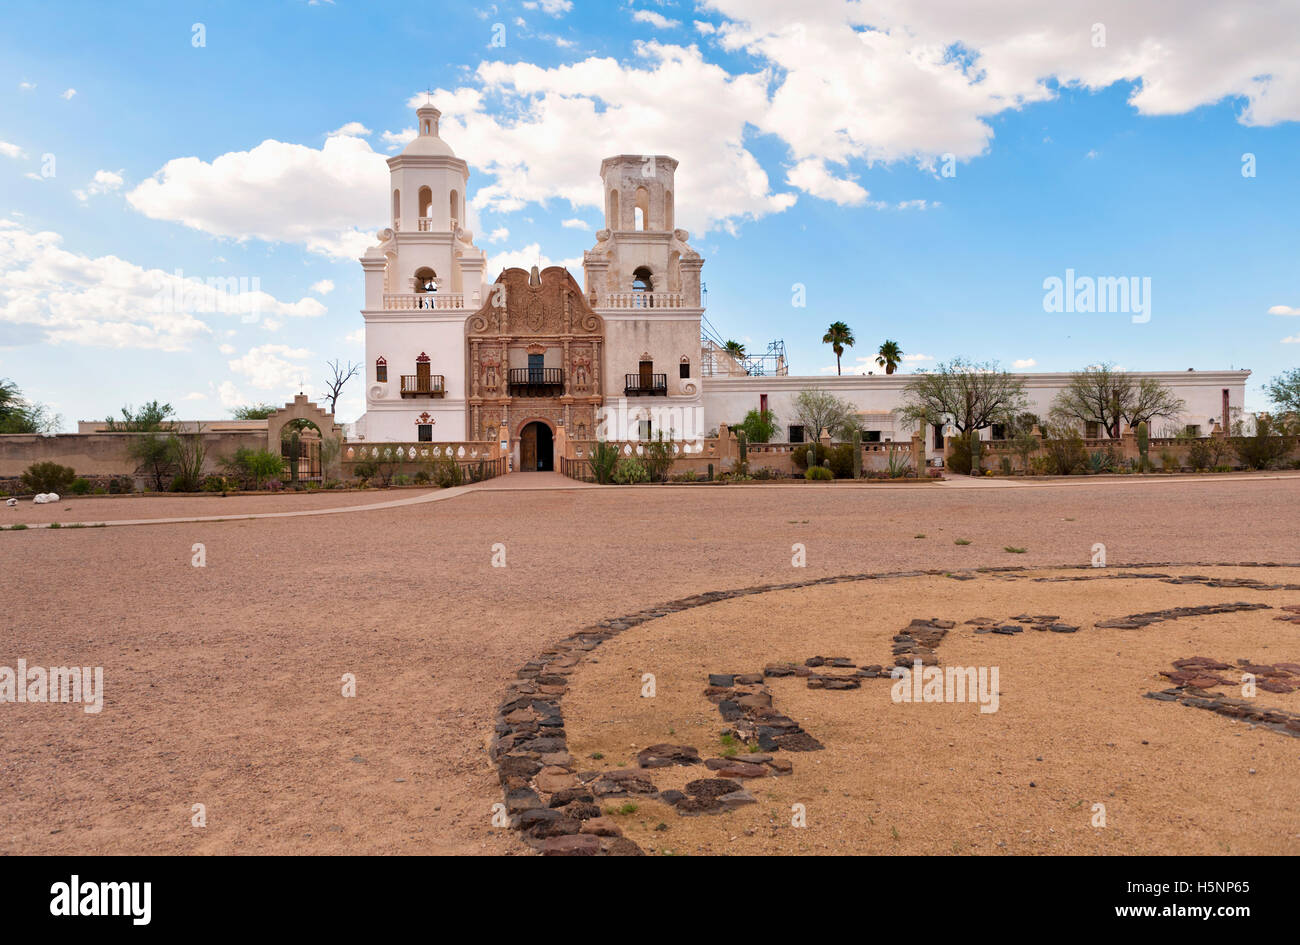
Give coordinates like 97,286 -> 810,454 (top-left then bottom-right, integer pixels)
0,218 -> 323,351
408,43 -> 796,235
227,343 -> 313,391
326,121 -> 371,138
634,10 -> 680,30
127,134 -> 389,259
486,243 -> 582,279
1012,358 -> 1038,369
1283,335 -> 1300,344
61,88 -> 76,100
561,217 -> 590,230
73,168 -> 124,202
694,21 -> 717,35
18,81 -> 35,91
216,380 -> 245,409
1268,304 -> 1300,315
487,226 -> 510,243
0,141 -> 25,160
902,353 -> 934,362
786,158 -> 868,205
310,279 -> 335,295
344,328 -> 364,345
523,0 -> 571,16
218,343 -> 236,355
183,391 -> 206,401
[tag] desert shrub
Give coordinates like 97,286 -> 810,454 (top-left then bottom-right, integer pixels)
612,457 -> 649,484
226,447 -> 285,490
805,465 -> 834,481
1232,416 -> 1294,469
670,470 -> 700,482
21,461 -> 75,494
107,475 -> 133,494
69,477 -> 92,495
826,443 -> 856,479
644,432 -> 673,482
1087,446 -> 1120,474
413,470 -> 431,485
429,455 -> 462,488
1185,437 -> 1213,471
751,467 -> 780,480
1041,425 -> 1086,475
946,435 -> 973,475
885,448 -> 913,479
201,474 -> 233,493
1160,450 -> 1178,472
999,456 -> 1012,475
392,474 -> 413,486
352,461 -> 376,484
590,441 -> 619,484
790,442 -> 829,471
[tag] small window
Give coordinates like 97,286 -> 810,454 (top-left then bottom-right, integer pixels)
789,425 -> 805,444
417,424 -> 433,442
1085,421 -> 1100,439
638,419 -> 652,440
864,430 -> 881,443
991,424 -> 1006,440
679,360 -> 690,379
376,359 -> 388,383
1184,424 -> 1201,438
933,423 -> 944,450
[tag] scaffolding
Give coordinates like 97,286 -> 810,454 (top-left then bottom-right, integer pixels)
700,315 -> 788,377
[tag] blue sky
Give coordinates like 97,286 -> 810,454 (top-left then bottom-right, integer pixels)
2,0 -> 1298,428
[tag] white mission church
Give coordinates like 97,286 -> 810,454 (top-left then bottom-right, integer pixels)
353,103 -> 1249,471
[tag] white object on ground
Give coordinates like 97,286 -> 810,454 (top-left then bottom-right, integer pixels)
33,492 -> 60,504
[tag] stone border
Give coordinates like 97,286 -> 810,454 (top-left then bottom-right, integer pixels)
490,561 -> 1300,855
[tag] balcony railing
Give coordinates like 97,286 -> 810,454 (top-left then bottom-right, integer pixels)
602,291 -> 686,309
383,293 -> 466,311
624,373 -> 668,396
400,374 -> 446,398
507,368 -> 564,396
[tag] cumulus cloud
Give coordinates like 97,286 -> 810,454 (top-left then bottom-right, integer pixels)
310,279 -> 335,295
0,141 -> 26,159
786,158 -> 868,205
1268,304 -> 1300,315
61,88 -> 76,100
127,134 -> 389,259
1012,358 -> 1038,369
634,10 -> 680,30
18,81 -> 35,91
227,343 -> 313,391
560,217 -> 590,230
0,218 -> 323,351
523,0 -> 572,16
486,243 -> 582,279
73,169 -> 124,202
487,227 -> 510,243
326,121 -> 371,138
902,353 -> 934,363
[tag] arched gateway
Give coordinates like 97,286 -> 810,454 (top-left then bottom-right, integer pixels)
466,265 -> 604,471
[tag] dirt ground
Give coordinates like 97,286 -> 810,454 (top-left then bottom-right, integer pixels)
564,566 -> 1300,855
2,473 -> 1299,855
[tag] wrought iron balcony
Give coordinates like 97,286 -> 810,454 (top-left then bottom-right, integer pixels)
507,367 -> 564,396
624,373 -> 668,396
400,374 -> 446,398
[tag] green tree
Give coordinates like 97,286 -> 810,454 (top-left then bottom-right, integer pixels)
898,359 -> 1030,474
723,340 -> 747,366
822,321 -> 855,376
104,400 -> 176,432
736,408 -> 778,443
792,389 -> 858,441
226,447 -> 285,490
231,404 -> 278,420
875,340 -> 903,375
1265,367 -> 1300,429
1048,364 -> 1184,439
0,378 -> 60,433
128,434 -> 174,491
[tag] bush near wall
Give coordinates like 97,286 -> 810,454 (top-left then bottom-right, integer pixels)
20,461 -> 77,494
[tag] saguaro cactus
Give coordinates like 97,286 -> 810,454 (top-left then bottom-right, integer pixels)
1137,421 -> 1149,471
851,429 -> 862,479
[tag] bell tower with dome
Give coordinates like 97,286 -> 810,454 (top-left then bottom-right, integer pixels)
356,102 -> 486,442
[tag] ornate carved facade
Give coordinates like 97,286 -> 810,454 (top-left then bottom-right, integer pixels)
466,265 -> 605,445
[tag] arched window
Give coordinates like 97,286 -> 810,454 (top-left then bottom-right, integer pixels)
418,186 -> 433,228
449,189 -> 460,224
392,189 -> 400,227
632,267 -> 653,308
607,189 -> 619,229
634,186 -> 650,231
375,357 -> 388,383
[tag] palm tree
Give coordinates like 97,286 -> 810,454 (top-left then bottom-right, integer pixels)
876,339 -> 903,375
822,322 -> 855,376
723,339 -> 746,363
